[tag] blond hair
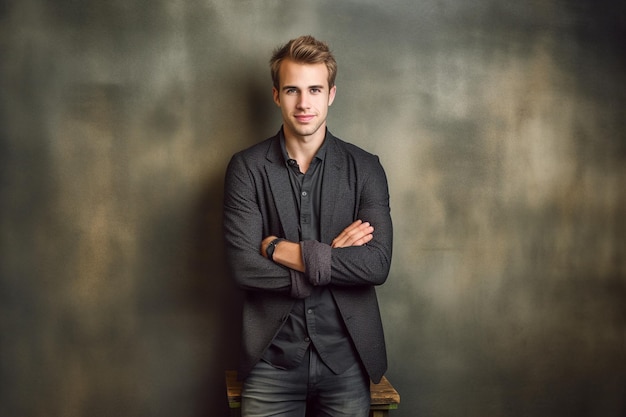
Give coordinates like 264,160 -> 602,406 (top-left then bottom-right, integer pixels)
270,35 -> 337,90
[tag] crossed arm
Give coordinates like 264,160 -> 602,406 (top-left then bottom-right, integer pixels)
260,220 -> 374,272
224,149 -> 392,294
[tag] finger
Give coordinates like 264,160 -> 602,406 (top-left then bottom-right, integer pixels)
352,232 -> 374,247
349,225 -> 374,246
331,220 -> 362,247
333,230 -> 373,248
339,220 -> 363,237
333,222 -> 373,248
333,223 -> 367,247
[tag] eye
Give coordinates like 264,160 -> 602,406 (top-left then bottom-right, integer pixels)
310,88 -> 322,94
285,88 -> 298,95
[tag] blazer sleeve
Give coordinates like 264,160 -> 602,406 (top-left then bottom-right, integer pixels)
223,153 -> 287,291
332,155 -> 393,286
223,151 -> 313,298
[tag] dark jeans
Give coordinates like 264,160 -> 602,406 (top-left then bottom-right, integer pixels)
241,348 -> 370,417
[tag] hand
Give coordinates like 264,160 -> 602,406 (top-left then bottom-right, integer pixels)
331,220 -> 374,248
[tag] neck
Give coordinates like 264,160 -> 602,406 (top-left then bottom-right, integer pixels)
283,128 -> 326,174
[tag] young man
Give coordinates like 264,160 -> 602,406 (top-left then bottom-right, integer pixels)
223,35 -> 393,417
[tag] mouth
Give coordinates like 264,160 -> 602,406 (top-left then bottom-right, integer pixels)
294,114 -> 315,123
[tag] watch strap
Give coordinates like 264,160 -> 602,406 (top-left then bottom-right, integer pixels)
267,238 -> 284,262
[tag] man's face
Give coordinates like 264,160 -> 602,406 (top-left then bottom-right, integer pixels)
273,59 -> 336,142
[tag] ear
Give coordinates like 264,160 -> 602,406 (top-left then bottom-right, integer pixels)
328,85 -> 337,106
272,87 -> 280,106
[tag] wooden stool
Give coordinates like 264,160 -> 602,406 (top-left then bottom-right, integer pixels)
225,370 -> 400,417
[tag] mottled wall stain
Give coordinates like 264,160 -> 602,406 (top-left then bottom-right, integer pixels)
1,1 -> 624,417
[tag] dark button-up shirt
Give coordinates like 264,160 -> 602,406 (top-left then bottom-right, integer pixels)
261,129 -> 359,374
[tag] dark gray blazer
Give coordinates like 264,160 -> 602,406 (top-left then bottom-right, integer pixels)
223,130 -> 393,383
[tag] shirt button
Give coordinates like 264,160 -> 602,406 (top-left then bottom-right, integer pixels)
301,191 -> 308,197
304,337 -> 311,342
307,309 -> 313,314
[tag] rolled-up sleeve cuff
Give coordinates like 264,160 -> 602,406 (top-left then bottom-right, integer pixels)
289,269 -> 312,298
301,240 -> 331,286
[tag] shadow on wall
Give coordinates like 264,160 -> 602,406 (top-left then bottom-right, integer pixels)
184,70 -> 274,416
188,173 -> 243,417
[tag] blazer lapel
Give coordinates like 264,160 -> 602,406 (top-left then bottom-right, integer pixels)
320,134 -> 345,244
264,136 -> 300,241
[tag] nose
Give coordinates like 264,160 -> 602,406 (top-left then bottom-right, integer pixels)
296,92 -> 310,109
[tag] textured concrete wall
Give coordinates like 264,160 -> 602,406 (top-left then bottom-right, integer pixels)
1,1 -> 624,416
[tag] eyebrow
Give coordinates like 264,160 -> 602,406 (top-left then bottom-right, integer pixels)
282,85 -> 325,91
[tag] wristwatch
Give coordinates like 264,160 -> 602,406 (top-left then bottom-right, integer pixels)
266,238 -> 284,262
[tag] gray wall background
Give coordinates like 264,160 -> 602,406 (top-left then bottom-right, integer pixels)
1,1 -> 624,416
